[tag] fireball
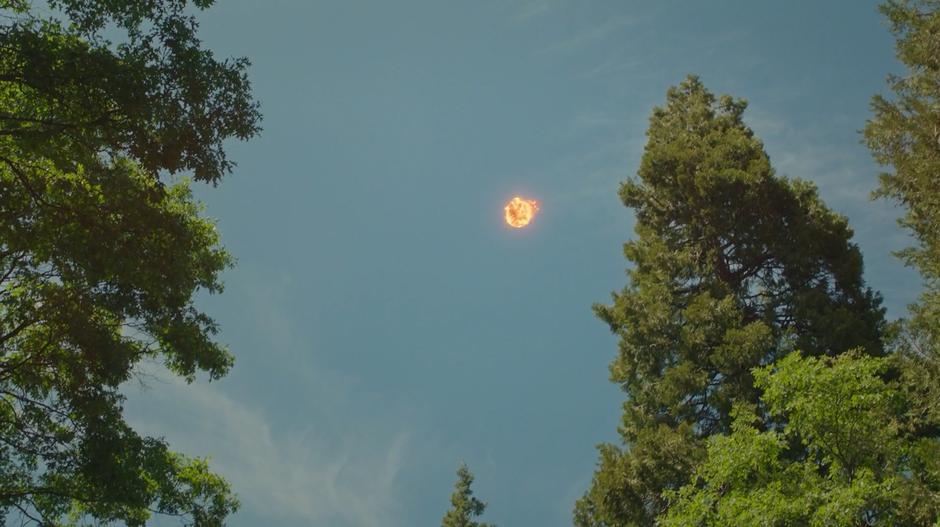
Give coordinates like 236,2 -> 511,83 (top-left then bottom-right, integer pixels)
504,196 -> 539,228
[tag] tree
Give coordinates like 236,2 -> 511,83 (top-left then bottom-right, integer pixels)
0,0 -> 259,524
867,0 -> 940,334
660,352 -> 940,526
441,464 -> 494,527
574,76 -> 886,526
865,0 -> 940,438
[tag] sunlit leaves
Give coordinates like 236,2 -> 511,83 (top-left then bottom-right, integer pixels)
661,353 -> 936,526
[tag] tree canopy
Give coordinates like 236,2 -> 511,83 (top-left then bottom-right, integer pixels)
580,4 -> 940,524
0,0 -> 259,524
0,0 -> 260,183
574,76 -> 886,526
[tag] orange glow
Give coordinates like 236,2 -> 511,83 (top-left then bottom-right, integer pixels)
504,196 -> 539,228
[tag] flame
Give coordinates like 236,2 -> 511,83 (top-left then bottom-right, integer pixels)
504,196 -> 539,228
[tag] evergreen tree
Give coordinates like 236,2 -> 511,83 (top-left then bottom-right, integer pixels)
442,464 -> 494,527
866,0 -> 940,414
867,1 -> 940,344
864,0 -> 940,516
574,76 -> 886,526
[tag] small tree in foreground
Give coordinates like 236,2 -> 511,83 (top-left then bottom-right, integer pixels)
442,464 -> 494,527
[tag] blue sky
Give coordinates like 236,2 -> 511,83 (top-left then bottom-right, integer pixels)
123,1 -> 921,526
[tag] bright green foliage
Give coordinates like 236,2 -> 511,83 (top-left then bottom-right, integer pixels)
865,0 -> 940,449
442,464 -> 494,527
575,76 -> 886,526
661,352 -> 940,526
0,1 -> 259,524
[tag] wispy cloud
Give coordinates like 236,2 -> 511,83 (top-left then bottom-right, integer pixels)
125,368 -> 410,527
512,0 -> 563,21
541,15 -> 641,54
578,55 -> 645,80
122,266 -> 418,527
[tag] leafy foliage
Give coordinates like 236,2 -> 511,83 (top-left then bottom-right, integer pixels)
0,0 -> 259,524
660,352 -> 940,526
574,76 -> 886,526
0,0 -> 260,183
442,464 -> 494,527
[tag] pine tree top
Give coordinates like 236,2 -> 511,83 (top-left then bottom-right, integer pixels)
441,464 -> 494,527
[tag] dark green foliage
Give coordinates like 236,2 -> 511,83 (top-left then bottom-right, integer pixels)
442,464 -> 494,527
863,2 -> 940,521
661,352 -> 940,526
867,0 -> 940,301
1,0 -> 260,183
0,0 -> 259,524
574,76 -> 886,526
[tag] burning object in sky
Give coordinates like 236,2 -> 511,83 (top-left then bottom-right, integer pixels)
504,196 -> 539,228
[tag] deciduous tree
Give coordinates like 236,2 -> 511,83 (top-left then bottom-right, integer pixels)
0,0 -> 260,524
660,352 -> 940,526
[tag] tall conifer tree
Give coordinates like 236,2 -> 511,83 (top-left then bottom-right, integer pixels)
865,0 -> 940,515
867,2 -> 940,344
575,76 -> 886,526
866,0 -> 940,410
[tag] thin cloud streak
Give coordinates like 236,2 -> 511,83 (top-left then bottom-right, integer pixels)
541,15 -> 643,54
125,368 -> 411,527
123,267 -> 417,527
512,0 -> 563,21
